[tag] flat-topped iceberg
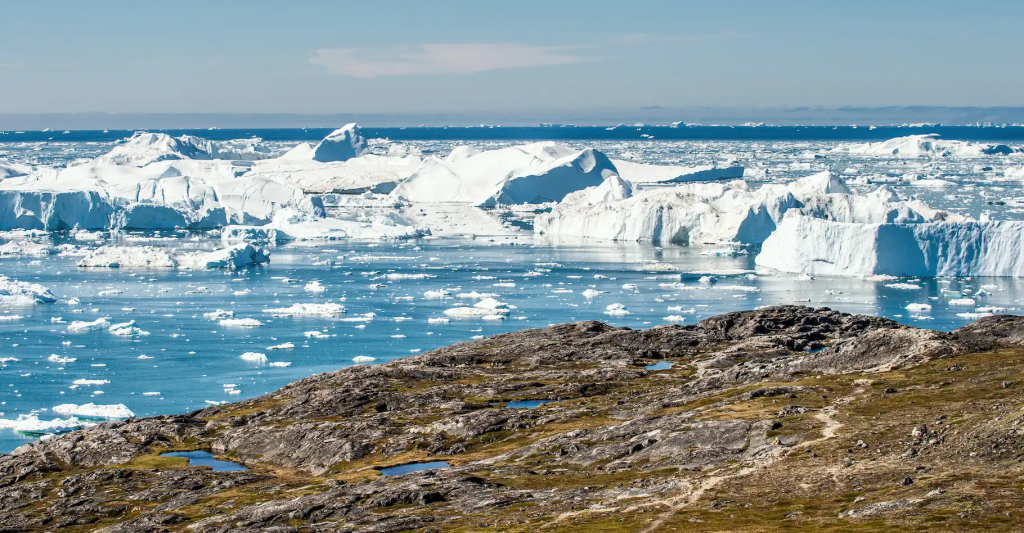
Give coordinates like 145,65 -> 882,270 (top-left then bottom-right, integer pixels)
78,243 -> 269,270
756,216 -> 1024,277
390,142 -> 618,206
536,171 -> 961,246
834,134 -> 1018,158
612,160 -> 744,184
52,403 -> 135,419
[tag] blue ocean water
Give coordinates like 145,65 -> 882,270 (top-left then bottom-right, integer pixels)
2,125 -> 1024,144
2,237 -> 1021,453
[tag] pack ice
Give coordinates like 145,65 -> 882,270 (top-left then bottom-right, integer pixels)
77,243 -> 270,269
833,134 -> 1018,158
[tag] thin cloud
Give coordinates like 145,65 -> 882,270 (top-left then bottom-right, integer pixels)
309,43 -> 585,78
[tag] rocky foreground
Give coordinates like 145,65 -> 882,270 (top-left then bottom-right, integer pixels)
3,306 -> 1024,531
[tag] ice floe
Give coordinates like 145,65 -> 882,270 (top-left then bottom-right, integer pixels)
52,403 -> 134,419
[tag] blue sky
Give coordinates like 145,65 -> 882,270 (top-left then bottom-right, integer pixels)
1,0 -> 1022,114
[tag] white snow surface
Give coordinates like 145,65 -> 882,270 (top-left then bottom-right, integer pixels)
390,142 -> 618,206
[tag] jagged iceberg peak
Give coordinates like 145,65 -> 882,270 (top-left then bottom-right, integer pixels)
310,123 -> 368,163
96,132 -> 274,166
389,141 -> 619,206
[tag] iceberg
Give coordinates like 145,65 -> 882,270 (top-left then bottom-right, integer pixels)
78,244 -> 269,270
612,160 -> 744,184
536,171 -> 963,246
97,132 -> 275,166
0,415 -> 91,435
223,208 -> 426,242
443,297 -> 511,318
0,277 -> 57,305
756,216 -> 1024,277
52,403 -> 134,419
262,302 -> 347,317
389,142 -> 618,206
834,134 -> 1017,158
310,124 -> 368,163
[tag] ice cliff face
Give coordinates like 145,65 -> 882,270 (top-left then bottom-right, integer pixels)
535,171 -> 960,246
310,123 -> 368,163
756,216 -> 1024,277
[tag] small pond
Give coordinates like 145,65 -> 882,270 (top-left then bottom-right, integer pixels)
379,461 -> 450,476
161,451 -> 248,472
645,361 -> 674,371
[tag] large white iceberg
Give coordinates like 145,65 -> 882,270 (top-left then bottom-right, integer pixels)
756,215 -> 1024,277
389,142 -> 618,206
834,134 -> 1017,158
536,171 -> 961,246
52,403 -> 135,419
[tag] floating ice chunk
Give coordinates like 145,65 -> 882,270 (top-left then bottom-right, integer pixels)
66,297 -> 81,305
0,277 -> 57,305
385,273 -> 435,280
340,312 -> 376,322
444,297 -> 511,318
97,289 -> 122,296
267,342 -> 295,350
109,320 -> 150,336
886,283 -> 923,290
67,317 -> 110,332
203,309 -> 233,320
663,315 -> 686,323
178,243 -> 271,270
428,317 -> 450,324
621,283 -> 638,291
73,379 -> 109,386
352,355 -> 376,363
582,289 -> 604,299
78,246 -> 177,268
0,357 -> 19,364
0,315 -> 23,321
0,414 -> 91,435
269,361 -> 292,367
604,303 -> 630,316
239,352 -> 268,363
52,403 -> 134,419
905,303 -> 932,312
47,354 -> 76,363
948,298 -> 976,306
304,331 -> 330,339
219,318 -> 264,327
423,289 -> 454,299
142,392 -> 160,396
0,241 -> 55,257
304,280 -> 327,293
263,303 -> 346,317
457,291 -> 499,299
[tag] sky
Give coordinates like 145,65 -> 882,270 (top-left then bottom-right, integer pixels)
1,0 -> 1022,115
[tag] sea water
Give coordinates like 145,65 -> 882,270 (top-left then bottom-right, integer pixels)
2,236 -> 1023,452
